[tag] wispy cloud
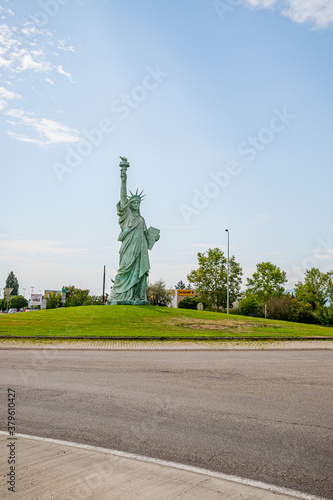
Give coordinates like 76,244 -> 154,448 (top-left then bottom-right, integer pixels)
0,86 -> 21,100
244,0 -> 333,29
0,7 -> 78,146
58,40 -> 75,52
57,64 -> 75,83
6,108 -> 80,146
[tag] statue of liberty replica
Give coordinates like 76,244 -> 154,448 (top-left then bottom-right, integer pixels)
108,157 -> 160,305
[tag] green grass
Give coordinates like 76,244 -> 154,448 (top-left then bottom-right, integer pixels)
0,305 -> 332,338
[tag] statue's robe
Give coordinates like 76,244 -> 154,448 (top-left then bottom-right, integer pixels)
110,200 -> 150,302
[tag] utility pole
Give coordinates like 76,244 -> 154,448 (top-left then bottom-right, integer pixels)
102,265 -> 106,305
225,229 -> 229,314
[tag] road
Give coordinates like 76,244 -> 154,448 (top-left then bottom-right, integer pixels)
0,349 -> 332,498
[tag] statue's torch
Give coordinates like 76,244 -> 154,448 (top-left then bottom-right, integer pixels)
119,156 -> 130,174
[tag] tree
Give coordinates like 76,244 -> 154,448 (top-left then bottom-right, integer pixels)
187,248 -> 242,311
9,295 -> 28,310
147,280 -> 172,306
46,293 -> 62,309
5,271 -> 19,296
175,280 -> 186,290
64,286 -> 93,307
294,268 -> 333,325
294,268 -> 331,311
246,262 -> 287,301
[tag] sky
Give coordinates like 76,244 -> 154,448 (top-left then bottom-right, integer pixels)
0,0 -> 333,298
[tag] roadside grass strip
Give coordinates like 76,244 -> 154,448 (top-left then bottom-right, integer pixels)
0,306 -> 332,339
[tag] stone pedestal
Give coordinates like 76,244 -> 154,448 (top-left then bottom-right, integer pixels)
108,300 -> 149,306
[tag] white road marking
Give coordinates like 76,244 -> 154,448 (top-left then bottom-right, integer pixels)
0,431 -> 327,500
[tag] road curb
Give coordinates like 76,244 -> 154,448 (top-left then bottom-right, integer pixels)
0,335 -> 332,341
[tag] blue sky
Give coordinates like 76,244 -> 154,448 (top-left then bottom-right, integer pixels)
1,0 -> 333,297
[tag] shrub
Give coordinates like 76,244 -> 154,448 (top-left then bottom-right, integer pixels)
238,295 -> 263,317
178,297 -> 201,310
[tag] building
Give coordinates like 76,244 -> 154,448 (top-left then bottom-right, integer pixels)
29,294 -> 46,310
167,289 -> 197,308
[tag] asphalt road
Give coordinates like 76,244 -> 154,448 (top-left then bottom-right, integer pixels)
0,350 -> 332,498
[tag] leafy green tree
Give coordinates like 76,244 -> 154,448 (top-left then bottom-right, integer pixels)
147,280 -> 172,306
187,248 -> 242,312
294,268 -> 333,325
246,262 -> 287,301
46,293 -> 63,309
294,268 -> 331,310
9,295 -> 28,310
5,271 -> 19,296
64,286 -> 93,307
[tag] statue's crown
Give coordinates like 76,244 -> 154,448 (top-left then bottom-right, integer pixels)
128,189 -> 145,202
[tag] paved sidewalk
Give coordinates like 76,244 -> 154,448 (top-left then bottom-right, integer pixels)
0,434 -> 308,500
0,338 -> 332,350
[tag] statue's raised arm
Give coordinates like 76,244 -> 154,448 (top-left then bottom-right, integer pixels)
119,157 -> 129,207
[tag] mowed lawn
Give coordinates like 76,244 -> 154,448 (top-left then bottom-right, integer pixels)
0,306 -> 332,338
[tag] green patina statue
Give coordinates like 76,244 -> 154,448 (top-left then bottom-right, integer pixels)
108,157 -> 160,305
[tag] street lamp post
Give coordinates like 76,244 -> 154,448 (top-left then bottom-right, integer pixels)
225,229 -> 229,314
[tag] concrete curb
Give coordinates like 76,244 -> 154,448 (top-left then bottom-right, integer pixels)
0,335 -> 332,340
0,339 -> 332,350
0,433 -> 323,500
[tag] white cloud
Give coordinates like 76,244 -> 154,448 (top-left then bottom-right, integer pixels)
19,53 -> 51,72
243,0 -> 333,28
57,64 -> 75,83
6,132 -> 49,146
283,0 -> 333,28
5,108 -> 80,146
58,40 -> 75,52
316,249 -> 333,260
0,13 -> 79,146
0,86 -> 21,99
0,55 -> 12,67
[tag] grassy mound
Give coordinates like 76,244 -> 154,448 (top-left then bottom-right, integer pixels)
0,306 -> 332,338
